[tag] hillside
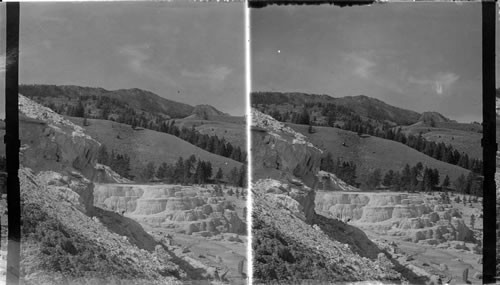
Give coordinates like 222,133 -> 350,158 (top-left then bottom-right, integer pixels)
19,85 -> 246,163
14,95 -> 196,283
68,117 -> 243,180
175,116 -> 246,150
252,179 -> 414,283
252,107 -> 481,283
253,91 -> 481,178
18,168 -> 186,284
252,91 -> 421,126
19,84 -> 194,119
401,123 -> 482,160
251,110 -> 426,283
290,123 -> 471,185
184,104 -> 229,120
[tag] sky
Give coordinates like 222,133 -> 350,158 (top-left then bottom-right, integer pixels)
251,2 -> 484,123
15,2 -> 245,116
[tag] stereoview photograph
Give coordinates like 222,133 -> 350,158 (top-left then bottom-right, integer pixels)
13,2 -> 247,284
251,2 -> 483,284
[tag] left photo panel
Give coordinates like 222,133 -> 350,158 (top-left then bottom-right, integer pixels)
9,1 -> 247,284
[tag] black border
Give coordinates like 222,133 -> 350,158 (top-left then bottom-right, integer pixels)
482,1 -> 496,283
248,0 -> 374,8
5,2 -> 20,285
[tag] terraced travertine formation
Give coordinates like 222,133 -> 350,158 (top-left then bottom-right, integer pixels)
94,184 -> 246,236
315,192 -> 475,244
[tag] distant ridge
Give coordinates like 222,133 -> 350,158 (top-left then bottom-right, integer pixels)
418,111 -> 453,124
19,84 -> 195,119
185,104 -> 229,120
251,91 -> 421,126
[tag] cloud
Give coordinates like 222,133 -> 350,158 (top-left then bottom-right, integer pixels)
343,52 -> 376,79
181,65 -> 232,82
118,44 -> 151,74
408,71 -> 459,97
118,44 -> 177,86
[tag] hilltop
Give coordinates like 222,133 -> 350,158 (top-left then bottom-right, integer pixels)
19,84 -> 194,120
252,91 -> 421,126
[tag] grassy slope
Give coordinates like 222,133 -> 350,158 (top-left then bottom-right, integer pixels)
290,124 -> 470,183
68,117 -> 242,178
175,117 -> 246,150
401,122 -> 482,160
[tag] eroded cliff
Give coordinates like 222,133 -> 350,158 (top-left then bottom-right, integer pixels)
251,108 -> 322,187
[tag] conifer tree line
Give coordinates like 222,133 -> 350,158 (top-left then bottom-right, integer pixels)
96,145 -> 133,180
319,152 -> 482,196
374,162 -> 483,196
319,152 -> 357,186
150,155 -> 246,187
96,145 -> 246,186
44,96 -> 246,164
257,103 -> 482,175
158,121 -> 246,163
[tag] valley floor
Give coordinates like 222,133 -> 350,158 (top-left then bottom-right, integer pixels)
365,231 -> 482,284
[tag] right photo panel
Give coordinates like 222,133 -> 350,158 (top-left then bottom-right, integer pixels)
250,2 -> 484,284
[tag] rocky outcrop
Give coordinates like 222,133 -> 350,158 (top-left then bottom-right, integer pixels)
251,109 -> 322,186
94,184 -> 246,235
252,178 -> 405,282
254,178 -> 316,223
92,163 -> 132,184
316,191 -> 475,244
19,94 -> 101,179
316,171 -> 359,192
19,95 -> 131,214
37,170 -> 95,215
19,168 -> 184,284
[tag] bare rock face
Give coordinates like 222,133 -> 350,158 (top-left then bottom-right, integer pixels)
254,178 -> 316,224
316,171 -> 359,192
18,94 -> 120,215
37,170 -> 95,215
251,109 -> 322,187
19,95 -> 101,180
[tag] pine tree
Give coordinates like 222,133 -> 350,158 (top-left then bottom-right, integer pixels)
74,100 -> 85,117
454,174 -> 467,194
142,162 -> 156,182
401,164 -> 412,190
442,175 -> 450,188
383,170 -> 395,186
228,167 -> 240,186
215,167 -> 224,181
